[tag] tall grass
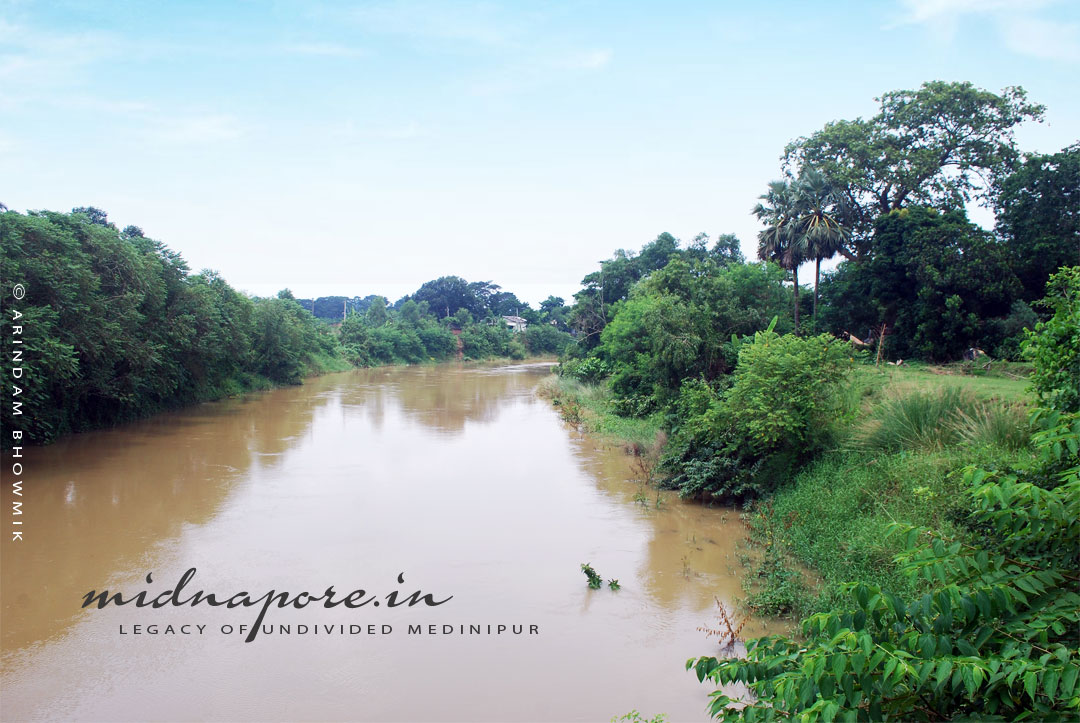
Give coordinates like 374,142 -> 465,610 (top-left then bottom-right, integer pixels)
952,403 -> 1031,451
855,386 -> 1030,453
536,374 -> 664,452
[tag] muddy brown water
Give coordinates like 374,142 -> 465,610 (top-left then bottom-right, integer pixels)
1,362 -> 780,722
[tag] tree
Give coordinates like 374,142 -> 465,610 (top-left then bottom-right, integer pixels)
1022,266 -> 1080,414
995,144 -> 1080,303
784,82 -> 1045,260
819,207 -> 1021,361
365,296 -> 389,326
71,205 -> 115,228
795,169 -> 850,327
754,180 -> 807,334
711,233 -> 745,266
411,276 -> 483,319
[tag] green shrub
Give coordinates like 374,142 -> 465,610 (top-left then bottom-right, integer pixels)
661,322 -> 854,503
558,356 -> 610,383
1023,265 -> 1080,414
507,338 -> 527,360
524,324 -> 573,354
690,410 -> 1080,721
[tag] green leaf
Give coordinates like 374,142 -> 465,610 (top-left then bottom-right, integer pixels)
1061,665 -> 1078,697
963,666 -> 977,698
1024,670 -> 1038,702
936,660 -> 954,687
1043,669 -> 1060,700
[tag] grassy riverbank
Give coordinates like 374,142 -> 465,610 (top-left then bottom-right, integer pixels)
738,362 -> 1035,615
539,362 -> 1037,619
536,375 -> 665,453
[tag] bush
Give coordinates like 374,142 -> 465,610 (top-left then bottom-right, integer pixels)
662,321 -> 855,503
1023,266 -> 1080,413
689,410 -> 1080,721
558,357 -> 611,383
507,338 -> 527,360
524,324 -> 573,354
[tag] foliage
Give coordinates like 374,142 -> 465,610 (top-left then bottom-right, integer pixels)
818,207 -> 1022,361
569,233 -> 689,348
753,169 -> 849,332
856,387 -> 1030,453
558,357 -> 611,384
661,322 -> 854,502
410,275 -> 486,319
995,144 -> 1080,303
593,259 -> 792,410
611,711 -> 667,723
524,323 -> 573,355
581,563 -> 603,590
460,322 -> 514,360
785,81 -> 1044,258
1022,266 -> 1080,414
690,408 -> 1080,721
0,209 -> 340,443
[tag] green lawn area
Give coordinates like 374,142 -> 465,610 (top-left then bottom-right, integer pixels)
857,362 -> 1031,404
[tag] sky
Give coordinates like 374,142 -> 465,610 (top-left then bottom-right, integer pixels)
1,0 -> 1078,306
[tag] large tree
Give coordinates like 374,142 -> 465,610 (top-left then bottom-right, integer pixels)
410,276 -> 484,319
818,207 -> 1021,361
784,81 -> 1044,260
995,143 -> 1080,303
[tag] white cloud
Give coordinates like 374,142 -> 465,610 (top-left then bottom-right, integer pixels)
347,1 -> 515,46
0,20 -> 115,84
379,121 -> 425,139
285,42 -> 368,59
893,0 -> 1079,61
897,0 -> 1053,25
1001,16 -> 1080,61
146,115 -> 246,144
557,48 -> 612,70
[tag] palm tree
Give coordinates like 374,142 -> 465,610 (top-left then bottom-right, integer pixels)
794,169 -> 850,328
753,180 -> 808,334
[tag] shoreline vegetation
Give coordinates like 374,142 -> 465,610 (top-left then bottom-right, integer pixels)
538,81 -> 1078,722
0,207 -> 575,447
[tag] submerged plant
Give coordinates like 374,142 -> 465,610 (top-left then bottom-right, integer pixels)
697,598 -> 746,649
608,579 -> 621,590
581,563 -> 603,589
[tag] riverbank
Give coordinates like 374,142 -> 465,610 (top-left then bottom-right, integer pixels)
21,354 -> 558,448
538,362 -> 1035,621
535,374 -> 665,454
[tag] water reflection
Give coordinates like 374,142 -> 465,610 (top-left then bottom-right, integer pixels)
0,374 -> 342,652
1,362 -> 775,722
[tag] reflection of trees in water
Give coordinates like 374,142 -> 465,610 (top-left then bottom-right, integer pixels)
0,379 -> 338,653
338,365 -> 543,435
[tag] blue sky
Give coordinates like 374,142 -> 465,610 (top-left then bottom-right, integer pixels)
2,0 -> 1077,305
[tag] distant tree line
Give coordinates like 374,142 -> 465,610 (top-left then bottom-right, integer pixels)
0,210 -> 573,444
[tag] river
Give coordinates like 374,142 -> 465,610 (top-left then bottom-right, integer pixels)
1,362 -> 775,721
